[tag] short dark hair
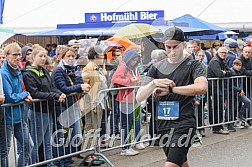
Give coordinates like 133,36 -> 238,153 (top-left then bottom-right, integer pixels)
46,44 -> 52,47
88,46 -> 103,60
51,43 -> 57,48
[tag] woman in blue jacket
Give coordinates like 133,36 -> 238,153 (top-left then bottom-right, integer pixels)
53,47 -> 90,167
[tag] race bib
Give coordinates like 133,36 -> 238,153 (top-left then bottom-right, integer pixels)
157,101 -> 179,120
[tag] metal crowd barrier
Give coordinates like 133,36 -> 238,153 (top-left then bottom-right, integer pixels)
196,75 -> 252,129
0,93 -> 113,167
94,86 -> 159,156
0,76 -> 252,167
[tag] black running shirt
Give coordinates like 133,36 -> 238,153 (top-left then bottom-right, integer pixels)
142,58 -> 206,131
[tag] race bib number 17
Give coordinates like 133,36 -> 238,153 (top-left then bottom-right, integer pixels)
157,101 -> 179,120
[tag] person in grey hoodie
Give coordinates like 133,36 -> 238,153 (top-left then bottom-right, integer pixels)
19,46 -> 33,69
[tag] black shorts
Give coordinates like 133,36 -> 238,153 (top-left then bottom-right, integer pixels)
158,127 -> 196,167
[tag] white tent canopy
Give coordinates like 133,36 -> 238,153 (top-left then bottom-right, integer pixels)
2,0 -> 252,34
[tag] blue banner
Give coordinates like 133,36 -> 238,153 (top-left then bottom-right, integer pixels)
0,0 -> 5,24
85,10 -> 164,23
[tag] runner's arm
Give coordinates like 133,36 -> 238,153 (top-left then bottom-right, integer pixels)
136,80 -> 156,102
172,76 -> 207,96
136,78 -> 175,102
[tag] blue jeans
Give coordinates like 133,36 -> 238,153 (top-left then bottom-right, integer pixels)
28,110 -> 54,167
17,103 -> 29,155
110,96 -> 120,135
239,95 -> 251,117
53,105 -> 82,167
0,122 -> 33,167
121,103 -> 141,150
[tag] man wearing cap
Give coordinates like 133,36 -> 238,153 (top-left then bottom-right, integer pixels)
136,27 -> 207,167
226,41 -> 238,68
223,38 -> 236,48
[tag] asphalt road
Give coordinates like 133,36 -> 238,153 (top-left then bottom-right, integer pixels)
100,128 -> 252,167
7,126 -> 252,167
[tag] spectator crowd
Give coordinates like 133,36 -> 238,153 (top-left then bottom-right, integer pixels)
0,34 -> 252,167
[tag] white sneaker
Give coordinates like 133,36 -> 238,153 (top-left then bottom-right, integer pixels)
135,143 -> 146,150
120,148 -> 139,156
129,148 -> 139,155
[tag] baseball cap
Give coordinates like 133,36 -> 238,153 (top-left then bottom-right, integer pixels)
223,38 -> 235,47
229,42 -> 238,48
163,27 -> 185,42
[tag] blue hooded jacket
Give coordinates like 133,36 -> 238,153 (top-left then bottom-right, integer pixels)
123,50 -> 140,68
0,60 -> 29,124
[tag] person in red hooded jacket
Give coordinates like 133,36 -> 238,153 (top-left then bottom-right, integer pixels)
112,49 -> 145,156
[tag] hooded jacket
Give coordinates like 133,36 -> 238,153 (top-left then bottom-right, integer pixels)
0,60 -> 29,124
123,50 -> 140,67
112,50 -> 141,103
23,66 -> 62,113
19,46 -> 32,69
21,46 -> 32,62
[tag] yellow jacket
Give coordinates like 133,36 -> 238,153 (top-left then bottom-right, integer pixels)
80,61 -> 106,114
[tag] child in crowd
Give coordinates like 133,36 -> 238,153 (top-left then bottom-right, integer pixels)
230,59 -> 251,123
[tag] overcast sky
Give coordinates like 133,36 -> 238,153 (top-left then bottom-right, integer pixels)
1,0 -> 251,29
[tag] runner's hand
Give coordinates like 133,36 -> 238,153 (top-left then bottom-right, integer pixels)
153,87 -> 169,96
152,78 -> 176,88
